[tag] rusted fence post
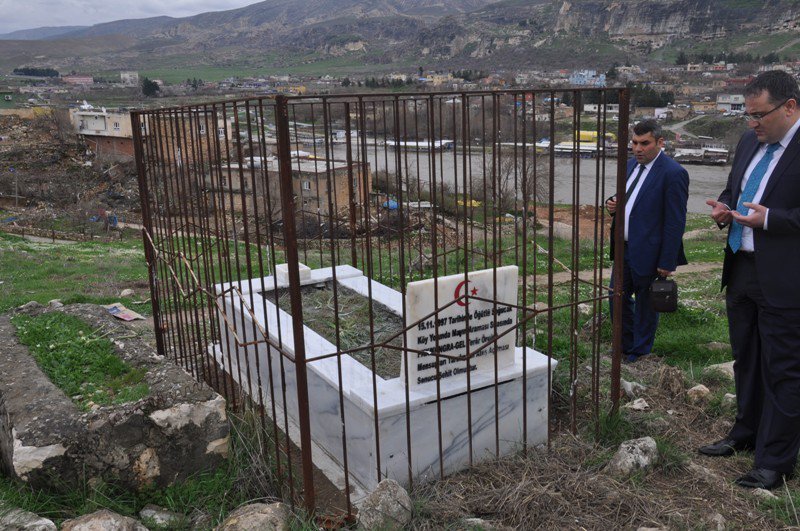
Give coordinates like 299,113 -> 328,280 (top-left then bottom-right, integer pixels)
275,95 -> 316,513
610,88 -> 630,413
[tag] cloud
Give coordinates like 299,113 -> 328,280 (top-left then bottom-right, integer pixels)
0,0 -> 259,34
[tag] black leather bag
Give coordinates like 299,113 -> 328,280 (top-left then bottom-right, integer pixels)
650,276 -> 678,313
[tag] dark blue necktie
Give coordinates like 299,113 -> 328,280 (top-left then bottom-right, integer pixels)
625,164 -> 646,203
728,142 -> 781,253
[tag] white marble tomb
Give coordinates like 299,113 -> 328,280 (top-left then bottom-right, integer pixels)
211,264 -> 555,492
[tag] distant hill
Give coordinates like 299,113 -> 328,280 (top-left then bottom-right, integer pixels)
0,26 -> 88,40
1,0 -> 798,76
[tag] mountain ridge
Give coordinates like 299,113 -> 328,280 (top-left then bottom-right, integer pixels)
1,0 -> 798,75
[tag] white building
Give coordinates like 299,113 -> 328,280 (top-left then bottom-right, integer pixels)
120,71 -> 139,86
716,94 -> 745,112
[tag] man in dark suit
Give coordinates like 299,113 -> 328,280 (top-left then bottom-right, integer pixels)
607,120 -> 689,363
700,70 -> 800,490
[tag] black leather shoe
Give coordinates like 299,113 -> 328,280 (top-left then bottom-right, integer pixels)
698,438 -> 753,457
735,468 -> 787,489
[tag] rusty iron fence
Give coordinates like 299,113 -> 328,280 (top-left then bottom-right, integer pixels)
132,88 -> 629,518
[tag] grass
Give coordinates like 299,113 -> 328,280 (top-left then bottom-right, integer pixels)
0,232 -> 150,314
11,312 -> 149,411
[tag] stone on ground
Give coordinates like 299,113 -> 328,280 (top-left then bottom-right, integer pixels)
214,502 -> 289,531
623,398 -> 650,411
119,288 -> 135,298
707,512 -> 726,530
722,393 -> 736,407
358,478 -> 413,530
686,384 -> 711,403
621,379 -> 647,399
462,517 -> 513,530
606,436 -> 659,478
61,509 -> 148,531
0,508 -> 57,530
139,505 -> 183,528
703,360 -> 734,379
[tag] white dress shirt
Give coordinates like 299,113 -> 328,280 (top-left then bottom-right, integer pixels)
624,150 -> 661,241
739,117 -> 800,251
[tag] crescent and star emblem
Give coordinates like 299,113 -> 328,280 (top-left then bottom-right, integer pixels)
454,280 -> 479,307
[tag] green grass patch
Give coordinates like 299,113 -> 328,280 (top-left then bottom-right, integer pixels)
11,312 -> 149,411
0,232 -> 150,314
597,410 -> 636,447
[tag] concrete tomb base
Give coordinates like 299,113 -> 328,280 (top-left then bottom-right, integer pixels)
0,304 -> 230,491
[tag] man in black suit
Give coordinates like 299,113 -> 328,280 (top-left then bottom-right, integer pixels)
701,70 -> 800,490
607,120 -> 689,363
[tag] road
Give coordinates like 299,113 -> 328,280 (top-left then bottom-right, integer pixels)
663,115 -> 705,139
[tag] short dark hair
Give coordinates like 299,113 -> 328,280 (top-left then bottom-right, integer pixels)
632,119 -> 663,140
744,70 -> 800,103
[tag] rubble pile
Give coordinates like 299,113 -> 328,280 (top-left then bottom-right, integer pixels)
0,115 -> 142,233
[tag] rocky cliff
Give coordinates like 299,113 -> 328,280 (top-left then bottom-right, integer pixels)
1,0 -> 798,73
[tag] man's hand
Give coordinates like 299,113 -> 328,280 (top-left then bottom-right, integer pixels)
657,268 -> 674,277
706,199 -> 733,225
731,202 -> 767,228
606,196 -> 617,215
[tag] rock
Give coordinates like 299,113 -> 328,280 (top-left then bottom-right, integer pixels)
707,512 -> 726,530
577,303 -> 592,316
656,366 -> 684,397
47,299 -> 63,308
357,479 -> 413,530
120,288 -> 135,298
61,509 -> 149,531
686,384 -> 711,403
0,508 -> 57,530
704,341 -> 731,352
606,436 -> 659,478
623,398 -> 650,411
139,505 -> 183,528
722,393 -> 736,407
189,509 -> 213,530
621,379 -> 647,399
17,301 -> 44,313
752,488 -> 778,500
215,502 -> 289,531
703,360 -> 735,379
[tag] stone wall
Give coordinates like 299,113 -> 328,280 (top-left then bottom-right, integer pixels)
0,303 -> 230,491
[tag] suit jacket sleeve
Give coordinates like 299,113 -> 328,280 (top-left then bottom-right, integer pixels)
658,165 -> 689,271
767,207 -> 800,233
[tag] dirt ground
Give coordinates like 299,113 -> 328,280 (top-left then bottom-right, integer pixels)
409,354 -> 789,530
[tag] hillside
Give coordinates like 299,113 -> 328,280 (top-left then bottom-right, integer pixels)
0,0 -> 798,74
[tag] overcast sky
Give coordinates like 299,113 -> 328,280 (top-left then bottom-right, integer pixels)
0,0 -> 259,34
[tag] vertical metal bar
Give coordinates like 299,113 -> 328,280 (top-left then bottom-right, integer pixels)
610,88 -> 630,413
132,112 -> 166,360
275,95 -> 316,513
344,103 -> 358,266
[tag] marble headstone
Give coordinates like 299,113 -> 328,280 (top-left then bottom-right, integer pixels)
402,266 -> 518,388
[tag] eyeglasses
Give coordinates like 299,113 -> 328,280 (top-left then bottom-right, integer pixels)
743,99 -> 789,122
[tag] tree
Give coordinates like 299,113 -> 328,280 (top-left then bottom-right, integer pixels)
675,51 -> 688,65
142,77 -> 160,97
341,77 -> 352,87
